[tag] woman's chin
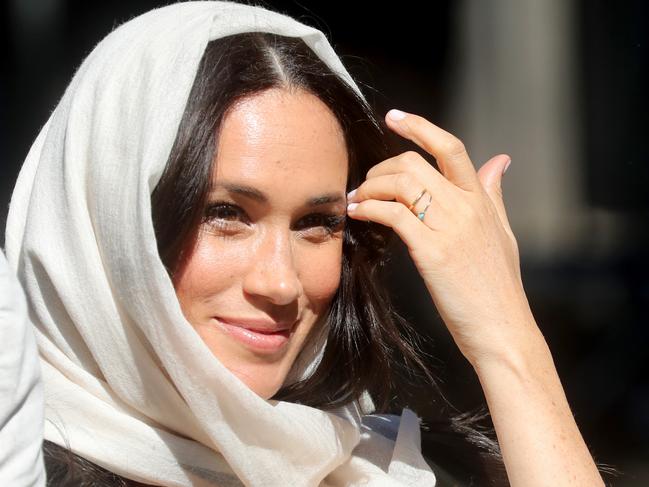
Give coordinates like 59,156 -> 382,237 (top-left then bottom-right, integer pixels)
228,366 -> 284,400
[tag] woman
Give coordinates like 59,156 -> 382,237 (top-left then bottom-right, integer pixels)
3,1 -> 606,486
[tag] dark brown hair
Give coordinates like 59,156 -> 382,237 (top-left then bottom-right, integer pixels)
43,30 -> 509,486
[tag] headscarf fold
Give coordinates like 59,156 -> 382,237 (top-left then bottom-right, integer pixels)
4,1 -> 437,485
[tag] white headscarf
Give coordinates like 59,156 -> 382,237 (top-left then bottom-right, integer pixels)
4,1 -> 437,485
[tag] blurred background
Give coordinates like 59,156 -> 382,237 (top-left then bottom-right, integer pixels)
2,0 -> 647,484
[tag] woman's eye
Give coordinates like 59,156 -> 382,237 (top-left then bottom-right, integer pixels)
203,202 -> 248,229
298,213 -> 346,235
202,202 -> 345,237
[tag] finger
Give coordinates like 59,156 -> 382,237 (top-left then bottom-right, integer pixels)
359,151 -> 452,204
476,154 -> 515,233
346,198 -> 436,246
364,150 -> 450,192
347,172 -> 446,212
384,109 -> 481,192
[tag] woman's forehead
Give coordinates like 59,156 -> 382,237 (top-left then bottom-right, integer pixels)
212,89 -> 348,188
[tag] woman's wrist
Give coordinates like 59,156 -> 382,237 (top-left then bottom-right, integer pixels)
467,316 -> 605,487
471,321 -> 547,375
458,303 -> 545,373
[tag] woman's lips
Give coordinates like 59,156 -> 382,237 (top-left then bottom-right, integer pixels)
213,317 -> 293,353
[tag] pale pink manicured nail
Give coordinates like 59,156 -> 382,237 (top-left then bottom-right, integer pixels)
503,159 -> 512,174
347,203 -> 359,212
387,109 -> 407,121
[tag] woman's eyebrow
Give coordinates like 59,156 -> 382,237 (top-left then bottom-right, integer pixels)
211,182 -> 345,207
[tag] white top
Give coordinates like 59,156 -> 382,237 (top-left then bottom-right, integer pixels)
0,248 -> 45,486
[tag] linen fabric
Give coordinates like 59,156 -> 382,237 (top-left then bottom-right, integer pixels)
4,1 -> 437,485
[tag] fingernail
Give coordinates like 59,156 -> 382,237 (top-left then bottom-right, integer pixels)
347,203 -> 359,212
346,189 -> 357,200
388,109 -> 407,121
503,159 -> 512,174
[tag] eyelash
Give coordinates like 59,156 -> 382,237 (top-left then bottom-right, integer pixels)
202,201 -> 346,237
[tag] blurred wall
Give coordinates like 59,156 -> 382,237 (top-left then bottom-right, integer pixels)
447,0 -> 587,259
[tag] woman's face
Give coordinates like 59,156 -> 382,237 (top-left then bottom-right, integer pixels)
173,88 -> 349,399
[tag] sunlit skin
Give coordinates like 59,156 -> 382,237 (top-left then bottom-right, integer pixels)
172,88 -> 348,399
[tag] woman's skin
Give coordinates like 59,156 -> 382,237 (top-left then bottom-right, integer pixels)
173,88 -> 348,400
346,109 -> 605,486
173,85 -> 604,485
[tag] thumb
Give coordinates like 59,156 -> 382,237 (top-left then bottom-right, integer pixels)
477,154 -> 513,231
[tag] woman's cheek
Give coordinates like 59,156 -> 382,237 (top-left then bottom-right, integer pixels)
173,234 -> 246,308
299,242 -> 343,302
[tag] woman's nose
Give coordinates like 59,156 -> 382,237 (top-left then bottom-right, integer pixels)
242,229 -> 301,306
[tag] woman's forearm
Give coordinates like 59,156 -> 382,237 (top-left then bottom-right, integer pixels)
471,319 -> 604,487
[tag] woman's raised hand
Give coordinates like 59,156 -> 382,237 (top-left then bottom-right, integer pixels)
347,110 -> 607,487
346,109 -> 537,367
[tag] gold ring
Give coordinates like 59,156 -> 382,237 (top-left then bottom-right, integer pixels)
407,189 -> 427,212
